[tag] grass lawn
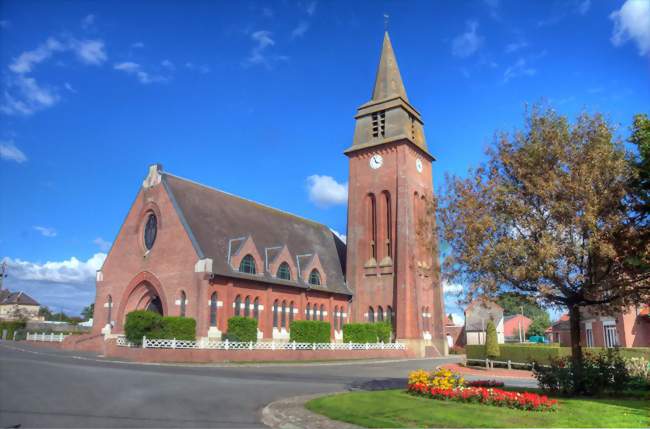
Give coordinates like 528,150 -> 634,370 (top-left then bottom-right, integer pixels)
306,389 -> 650,428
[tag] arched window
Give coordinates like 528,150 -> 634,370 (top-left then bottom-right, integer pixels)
281,300 -> 287,328
334,306 -> 339,330
306,303 -> 311,320
339,306 -> 345,329
253,297 -> 260,320
180,291 -> 187,317
277,262 -> 291,280
234,295 -> 242,316
273,299 -> 279,328
289,301 -> 295,325
377,305 -> 384,322
425,306 -> 431,331
368,306 -> 375,323
107,295 -> 112,324
210,293 -> 218,327
244,296 -> 251,317
421,306 -> 426,331
367,193 -> 377,259
239,254 -> 256,274
144,213 -> 157,251
386,305 -> 393,324
382,191 -> 392,258
313,304 -> 318,320
309,269 -> 321,286
319,304 -> 325,321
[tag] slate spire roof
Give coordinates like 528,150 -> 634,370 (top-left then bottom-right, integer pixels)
372,32 -> 409,102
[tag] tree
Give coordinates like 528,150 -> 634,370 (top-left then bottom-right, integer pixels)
38,306 -> 53,320
496,292 -> 550,325
526,318 -> 547,337
437,106 -> 649,391
629,113 -> 650,218
485,320 -> 500,358
81,303 -> 94,321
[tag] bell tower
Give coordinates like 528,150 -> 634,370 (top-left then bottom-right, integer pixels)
345,32 -> 446,355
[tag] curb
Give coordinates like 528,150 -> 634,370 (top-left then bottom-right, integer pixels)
261,393 -> 362,429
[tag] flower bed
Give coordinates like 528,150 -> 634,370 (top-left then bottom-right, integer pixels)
465,379 -> 505,388
407,383 -> 558,412
407,368 -> 558,412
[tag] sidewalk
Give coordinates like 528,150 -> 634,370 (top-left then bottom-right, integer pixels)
441,362 -> 535,379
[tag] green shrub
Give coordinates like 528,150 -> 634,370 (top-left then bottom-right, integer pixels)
467,344 -> 650,365
150,316 -> 196,341
374,322 -> 392,343
226,316 -> 257,343
290,320 -> 331,343
342,323 -> 391,343
485,320 -> 500,358
124,310 -> 162,345
0,321 -> 26,340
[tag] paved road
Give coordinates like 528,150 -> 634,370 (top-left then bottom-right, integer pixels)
0,342 -> 534,428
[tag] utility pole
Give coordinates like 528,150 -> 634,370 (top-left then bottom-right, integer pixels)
519,305 -> 524,343
0,261 -> 7,291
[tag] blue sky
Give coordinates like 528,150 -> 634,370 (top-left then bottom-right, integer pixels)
1,0 -> 649,317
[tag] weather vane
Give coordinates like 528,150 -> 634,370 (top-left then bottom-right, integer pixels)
384,13 -> 390,32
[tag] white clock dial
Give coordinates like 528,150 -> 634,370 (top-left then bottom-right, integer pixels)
369,154 -> 383,169
416,158 -> 423,173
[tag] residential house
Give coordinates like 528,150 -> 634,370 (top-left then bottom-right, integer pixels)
464,300 -> 505,345
0,289 -> 41,321
503,314 -> 532,342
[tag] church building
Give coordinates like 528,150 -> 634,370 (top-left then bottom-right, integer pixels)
92,32 -> 446,355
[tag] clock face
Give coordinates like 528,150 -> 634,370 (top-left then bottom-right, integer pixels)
369,154 -> 383,169
416,158 -> 423,173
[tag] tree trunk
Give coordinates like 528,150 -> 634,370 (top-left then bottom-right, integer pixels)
568,303 -> 583,394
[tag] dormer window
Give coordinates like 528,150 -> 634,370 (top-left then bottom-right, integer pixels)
239,255 -> 256,274
308,269 -> 321,286
277,262 -> 291,280
371,111 -> 386,138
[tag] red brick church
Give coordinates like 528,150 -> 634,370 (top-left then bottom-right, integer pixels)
92,32 -> 446,355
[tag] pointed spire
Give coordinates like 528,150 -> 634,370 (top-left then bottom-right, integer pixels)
371,32 -> 408,102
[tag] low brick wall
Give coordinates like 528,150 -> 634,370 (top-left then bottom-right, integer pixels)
104,340 -> 415,363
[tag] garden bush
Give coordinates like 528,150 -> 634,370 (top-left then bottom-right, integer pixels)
225,316 -> 257,342
124,310 -> 162,345
0,321 -> 26,340
485,320 -> 500,358
467,344 -> 650,365
343,322 -> 391,343
149,316 -> 196,341
534,349 -> 630,396
289,320 -> 331,343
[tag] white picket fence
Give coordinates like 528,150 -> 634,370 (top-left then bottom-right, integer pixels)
26,332 -> 69,342
115,336 -> 406,351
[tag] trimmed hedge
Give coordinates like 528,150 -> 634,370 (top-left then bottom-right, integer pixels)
290,320 -> 331,343
124,311 -> 162,345
124,311 -> 197,344
0,321 -> 26,340
466,344 -> 650,364
343,322 -> 392,343
225,316 -> 257,342
149,316 -> 196,341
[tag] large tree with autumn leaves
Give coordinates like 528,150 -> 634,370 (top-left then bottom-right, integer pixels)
436,106 -> 649,375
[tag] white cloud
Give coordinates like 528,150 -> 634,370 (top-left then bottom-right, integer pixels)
452,21 -> 483,58
443,280 -> 464,294
33,226 -> 57,238
306,1 -> 317,16
81,14 -> 95,29
72,39 -> 107,65
9,37 -> 66,74
131,41 -> 145,49
161,59 -> 175,70
1,75 -> 60,116
578,0 -> 591,15
307,175 -> 348,208
503,57 -> 537,83
504,40 -> 528,54
1,253 -> 106,315
93,237 -> 111,252
185,62 -> 210,74
113,62 -> 168,84
0,140 -> 27,163
245,30 -> 288,68
291,21 -> 310,39
610,0 -> 650,56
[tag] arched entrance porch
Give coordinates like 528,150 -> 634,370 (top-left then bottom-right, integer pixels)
115,271 -> 168,332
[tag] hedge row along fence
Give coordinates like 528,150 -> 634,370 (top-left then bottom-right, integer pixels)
0,321 -> 26,340
466,344 -> 650,365
124,311 -> 196,345
343,322 -> 391,343
289,320 -> 330,343
226,316 -> 257,342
